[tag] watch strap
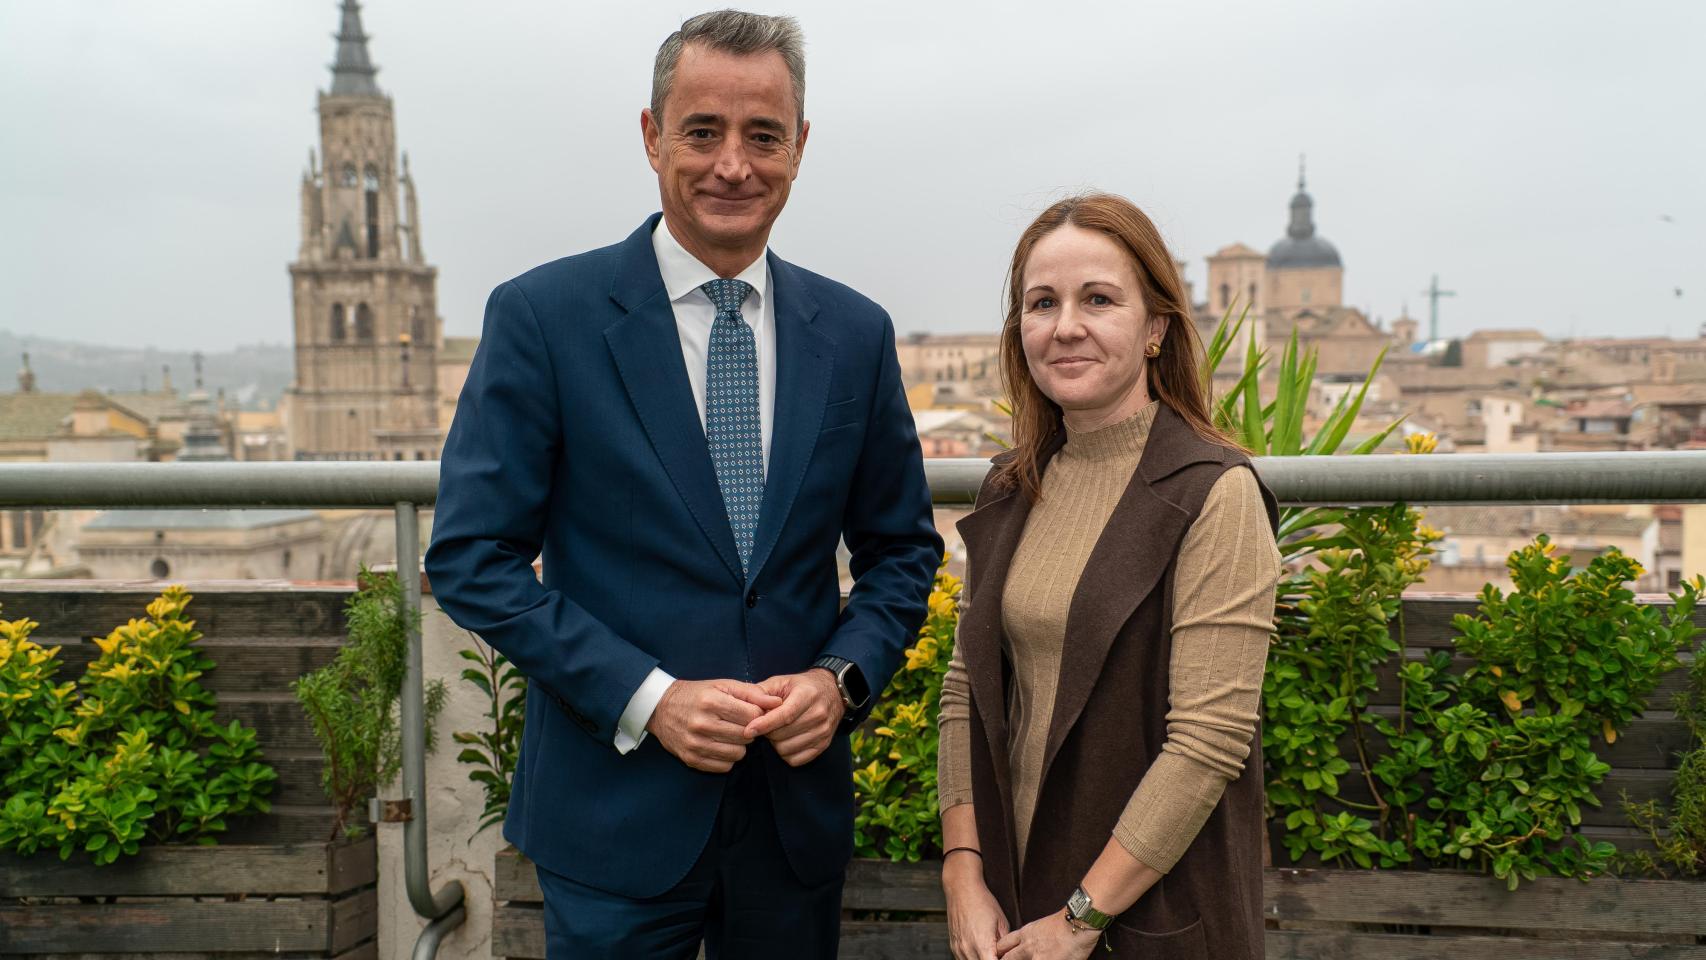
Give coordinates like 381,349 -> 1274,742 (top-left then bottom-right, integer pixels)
1066,886 -> 1114,930
808,654 -> 866,712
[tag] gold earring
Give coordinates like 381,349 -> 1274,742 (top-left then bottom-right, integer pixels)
1145,341 -> 1162,358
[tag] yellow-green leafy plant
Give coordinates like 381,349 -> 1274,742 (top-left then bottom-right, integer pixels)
0,589 -> 275,863
852,558 -> 959,861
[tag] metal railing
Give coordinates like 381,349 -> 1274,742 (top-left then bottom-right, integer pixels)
5,450 -> 1706,958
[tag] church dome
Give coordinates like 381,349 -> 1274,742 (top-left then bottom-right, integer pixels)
1266,166 -> 1342,270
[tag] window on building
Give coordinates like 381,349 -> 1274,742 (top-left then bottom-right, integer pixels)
364,166 -> 381,258
150,558 -> 170,578
1248,282 -> 1258,307
282,549 -> 292,572
330,303 -> 347,342
1219,283 -> 1231,310
355,303 -> 374,342
9,512 -> 25,548
410,305 -> 426,343
341,164 -> 357,187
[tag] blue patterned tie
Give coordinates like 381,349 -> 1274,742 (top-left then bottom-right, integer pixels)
701,278 -> 763,576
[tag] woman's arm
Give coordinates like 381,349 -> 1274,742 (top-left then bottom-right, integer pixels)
939,596 -> 1013,959
1018,467 -> 1281,928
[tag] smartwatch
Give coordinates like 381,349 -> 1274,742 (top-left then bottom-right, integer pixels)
811,655 -> 870,712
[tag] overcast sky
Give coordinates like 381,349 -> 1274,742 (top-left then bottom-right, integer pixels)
3,1 -> 1703,352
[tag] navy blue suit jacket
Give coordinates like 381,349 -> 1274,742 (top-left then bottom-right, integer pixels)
425,215 -> 942,898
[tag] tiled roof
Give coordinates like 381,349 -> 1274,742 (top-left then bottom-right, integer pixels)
1422,505 -> 1654,540
0,393 -> 76,439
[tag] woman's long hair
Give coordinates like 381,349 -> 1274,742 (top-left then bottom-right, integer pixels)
996,193 -> 1235,502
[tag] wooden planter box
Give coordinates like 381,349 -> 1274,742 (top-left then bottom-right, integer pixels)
491,848 -> 1706,959
0,835 -> 378,959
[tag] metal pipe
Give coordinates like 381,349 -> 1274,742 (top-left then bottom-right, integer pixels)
0,461 -> 439,508
3,452 -> 1706,509
395,503 -> 465,929
411,904 -> 467,960
922,451 -> 1706,506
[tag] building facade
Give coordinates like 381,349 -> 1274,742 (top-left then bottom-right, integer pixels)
285,1 -> 441,461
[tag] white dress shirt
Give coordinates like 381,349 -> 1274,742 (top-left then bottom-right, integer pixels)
613,217 -> 777,754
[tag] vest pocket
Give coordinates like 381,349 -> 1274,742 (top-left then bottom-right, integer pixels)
1104,912 -> 1207,959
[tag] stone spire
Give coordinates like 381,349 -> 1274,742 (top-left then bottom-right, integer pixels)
1287,154 -> 1315,240
17,353 -> 36,394
329,0 -> 383,98
179,351 -> 230,462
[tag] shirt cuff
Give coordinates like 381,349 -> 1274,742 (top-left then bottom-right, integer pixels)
614,667 -> 675,754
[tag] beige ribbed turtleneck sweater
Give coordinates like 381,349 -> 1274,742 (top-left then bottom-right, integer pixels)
938,402 -> 1281,872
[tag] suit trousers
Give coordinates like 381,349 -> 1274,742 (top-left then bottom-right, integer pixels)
535,758 -> 845,959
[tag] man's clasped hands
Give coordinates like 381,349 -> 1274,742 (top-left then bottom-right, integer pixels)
645,671 -> 844,771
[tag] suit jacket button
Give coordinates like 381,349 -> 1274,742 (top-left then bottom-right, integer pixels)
746,590 -> 759,608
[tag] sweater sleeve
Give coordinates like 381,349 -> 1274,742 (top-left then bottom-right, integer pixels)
937,589 -> 976,812
1110,466 -> 1280,872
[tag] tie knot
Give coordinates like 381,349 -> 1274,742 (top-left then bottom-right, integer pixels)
701,278 -> 754,318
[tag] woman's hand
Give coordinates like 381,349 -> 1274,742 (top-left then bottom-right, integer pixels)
943,851 -> 1009,960
992,910 -> 1100,960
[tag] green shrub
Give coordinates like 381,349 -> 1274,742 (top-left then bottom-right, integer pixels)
0,588 -> 275,863
1622,579 -> 1706,878
452,634 -> 525,837
1265,504 -> 1438,869
293,567 -> 446,839
1269,536 -> 1698,888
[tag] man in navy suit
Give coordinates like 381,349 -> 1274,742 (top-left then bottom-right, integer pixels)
424,10 -> 941,958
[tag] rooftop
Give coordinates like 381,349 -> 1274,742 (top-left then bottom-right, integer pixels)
83,509 -> 320,531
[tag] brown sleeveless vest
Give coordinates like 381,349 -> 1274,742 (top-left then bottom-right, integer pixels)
953,404 -> 1277,960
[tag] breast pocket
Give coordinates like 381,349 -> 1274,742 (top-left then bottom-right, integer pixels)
820,396 -> 862,432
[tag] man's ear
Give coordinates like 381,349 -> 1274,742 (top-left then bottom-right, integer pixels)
641,107 -> 663,174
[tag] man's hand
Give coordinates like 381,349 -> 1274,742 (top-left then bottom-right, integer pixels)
646,679 -> 782,773
744,669 -> 845,767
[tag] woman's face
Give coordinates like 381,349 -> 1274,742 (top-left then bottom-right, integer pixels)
1019,224 -> 1165,428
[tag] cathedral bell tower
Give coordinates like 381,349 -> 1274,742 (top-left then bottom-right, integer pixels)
286,1 -> 442,461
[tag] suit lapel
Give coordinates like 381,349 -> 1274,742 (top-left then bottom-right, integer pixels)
603,215 -> 744,586
746,254 -> 833,582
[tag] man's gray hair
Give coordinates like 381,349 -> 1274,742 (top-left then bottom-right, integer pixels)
651,10 -> 806,132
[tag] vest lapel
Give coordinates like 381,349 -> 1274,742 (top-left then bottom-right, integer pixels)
954,436 -> 1065,892
1032,406 -> 1226,801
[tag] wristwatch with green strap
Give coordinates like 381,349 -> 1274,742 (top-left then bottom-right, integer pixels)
1064,885 -> 1114,932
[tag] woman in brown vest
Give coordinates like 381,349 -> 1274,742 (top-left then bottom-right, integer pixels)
937,194 -> 1281,960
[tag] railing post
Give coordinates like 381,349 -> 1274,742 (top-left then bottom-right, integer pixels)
395,501 -> 465,951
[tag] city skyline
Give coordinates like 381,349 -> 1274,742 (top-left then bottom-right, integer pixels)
2,0 -> 1702,352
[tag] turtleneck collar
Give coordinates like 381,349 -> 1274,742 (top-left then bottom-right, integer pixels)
1060,399 -> 1160,464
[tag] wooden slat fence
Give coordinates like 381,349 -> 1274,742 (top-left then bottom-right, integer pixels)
0,836 -> 379,959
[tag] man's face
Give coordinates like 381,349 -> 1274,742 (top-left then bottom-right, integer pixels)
643,43 -> 808,257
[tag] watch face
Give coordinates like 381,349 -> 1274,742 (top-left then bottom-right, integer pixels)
1068,889 -> 1090,915
842,663 -> 871,707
